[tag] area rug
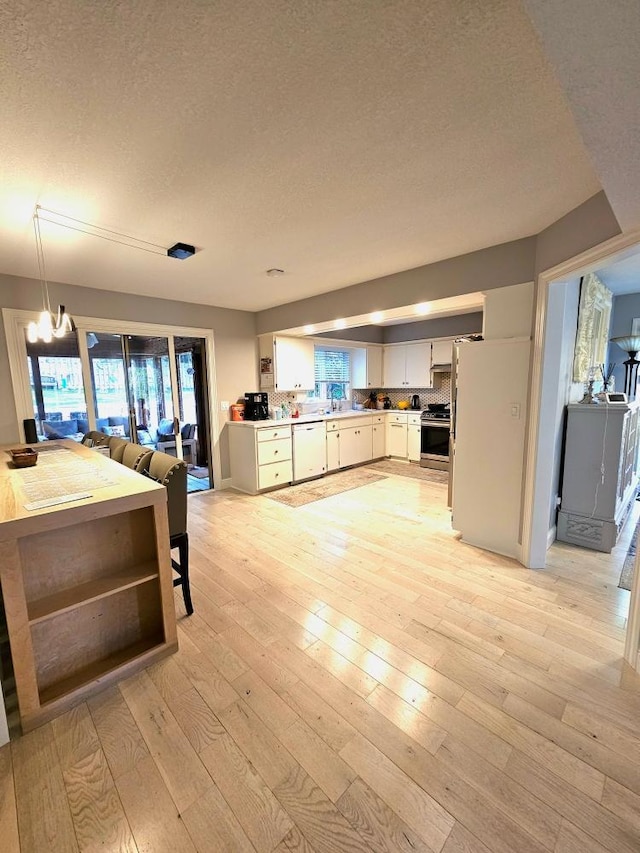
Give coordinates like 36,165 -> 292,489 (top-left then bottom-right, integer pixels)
619,517 -> 639,591
188,466 -> 210,479
266,469 -> 387,508
366,458 -> 449,484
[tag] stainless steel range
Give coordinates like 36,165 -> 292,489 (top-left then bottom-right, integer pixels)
420,410 -> 451,470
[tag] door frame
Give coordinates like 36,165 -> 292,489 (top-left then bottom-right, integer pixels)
521,227 -> 640,669
2,310 -> 221,490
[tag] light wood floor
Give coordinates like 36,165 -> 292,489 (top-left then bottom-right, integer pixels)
2,466 -> 640,853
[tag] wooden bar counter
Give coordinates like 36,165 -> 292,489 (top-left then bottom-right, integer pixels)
0,440 -> 177,733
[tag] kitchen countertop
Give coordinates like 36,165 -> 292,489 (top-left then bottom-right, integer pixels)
227,409 -> 423,428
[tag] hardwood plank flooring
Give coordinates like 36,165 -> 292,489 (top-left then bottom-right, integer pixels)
5,471 -> 640,852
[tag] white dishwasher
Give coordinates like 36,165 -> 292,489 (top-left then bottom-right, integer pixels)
292,421 -> 326,483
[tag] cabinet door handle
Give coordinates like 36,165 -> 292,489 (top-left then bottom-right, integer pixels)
274,450 -> 278,454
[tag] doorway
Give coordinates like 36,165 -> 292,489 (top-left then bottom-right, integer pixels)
84,331 -> 213,493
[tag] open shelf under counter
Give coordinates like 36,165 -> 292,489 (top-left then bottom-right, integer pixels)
38,634 -> 166,707
27,561 -> 160,625
0,440 -> 178,733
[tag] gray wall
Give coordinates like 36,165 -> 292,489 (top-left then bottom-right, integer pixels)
315,312 -> 483,344
534,191 -> 620,275
316,326 -> 385,344
608,292 -> 640,394
256,236 -> 536,334
383,312 -> 483,344
0,274 -> 257,480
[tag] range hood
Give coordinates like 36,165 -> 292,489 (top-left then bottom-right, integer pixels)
431,362 -> 452,373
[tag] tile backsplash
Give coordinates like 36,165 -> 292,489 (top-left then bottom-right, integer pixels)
353,374 -> 451,408
266,374 -> 451,413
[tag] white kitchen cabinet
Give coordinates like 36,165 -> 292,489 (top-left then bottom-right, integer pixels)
352,346 -> 383,389
407,413 -> 421,462
259,335 -> 315,391
386,413 -> 408,457
383,346 -> 407,387
229,424 -> 293,494
430,339 -> 454,367
339,424 -> 373,468
405,343 -> 432,386
326,430 -> 340,472
383,343 -> 432,388
372,414 -> 386,459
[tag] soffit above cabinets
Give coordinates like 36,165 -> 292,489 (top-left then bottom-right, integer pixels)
279,292 -> 485,337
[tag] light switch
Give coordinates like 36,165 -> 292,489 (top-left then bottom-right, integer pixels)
510,403 -> 520,419
220,400 -> 230,411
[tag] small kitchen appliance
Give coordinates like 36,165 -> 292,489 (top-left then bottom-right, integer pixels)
410,395 -> 421,410
244,392 -> 269,420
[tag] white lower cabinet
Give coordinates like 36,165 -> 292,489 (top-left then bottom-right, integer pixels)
325,415 -> 377,470
230,425 -> 293,494
408,414 -> 421,462
386,413 -> 408,458
339,425 -> 373,468
372,415 -> 385,459
326,430 -> 340,472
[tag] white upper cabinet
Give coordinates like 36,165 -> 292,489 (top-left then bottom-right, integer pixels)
352,346 -> 383,389
405,343 -> 432,386
383,345 -> 408,387
431,339 -> 454,366
259,335 -> 315,391
383,343 -> 432,388
351,346 -> 382,388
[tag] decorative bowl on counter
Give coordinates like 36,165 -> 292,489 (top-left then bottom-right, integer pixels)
397,400 -> 410,410
9,447 -> 38,468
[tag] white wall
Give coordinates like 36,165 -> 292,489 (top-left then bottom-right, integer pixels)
483,281 -> 534,339
527,278 -> 581,567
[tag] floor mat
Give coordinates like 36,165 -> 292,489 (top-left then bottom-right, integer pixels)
366,458 -> 449,483
266,468 -> 387,507
189,466 -> 210,479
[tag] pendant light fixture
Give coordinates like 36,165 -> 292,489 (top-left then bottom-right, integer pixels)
27,206 -> 75,343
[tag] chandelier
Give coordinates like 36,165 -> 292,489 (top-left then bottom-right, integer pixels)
27,206 -> 74,343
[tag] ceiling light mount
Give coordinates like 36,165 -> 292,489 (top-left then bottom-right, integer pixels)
266,268 -> 285,277
167,242 -> 196,260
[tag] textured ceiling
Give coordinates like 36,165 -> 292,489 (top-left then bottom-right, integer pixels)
0,0 -> 600,311
597,251 -> 640,296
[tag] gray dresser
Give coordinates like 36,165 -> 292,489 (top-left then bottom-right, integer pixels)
557,402 -> 639,552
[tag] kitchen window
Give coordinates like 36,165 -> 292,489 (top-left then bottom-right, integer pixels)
314,347 -> 351,401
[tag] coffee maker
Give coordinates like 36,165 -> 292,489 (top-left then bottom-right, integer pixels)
244,392 -> 269,420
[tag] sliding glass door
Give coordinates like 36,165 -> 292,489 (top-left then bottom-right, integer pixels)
174,336 -> 211,490
126,335 -> 178,454
23,323 -> 213,493
86,333 -> 133,439
25,334 -> 89,440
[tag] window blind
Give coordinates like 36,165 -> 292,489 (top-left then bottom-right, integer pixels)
314,349 -> 350,381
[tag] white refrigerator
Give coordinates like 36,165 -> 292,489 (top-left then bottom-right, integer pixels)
451,337 -> 531,559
